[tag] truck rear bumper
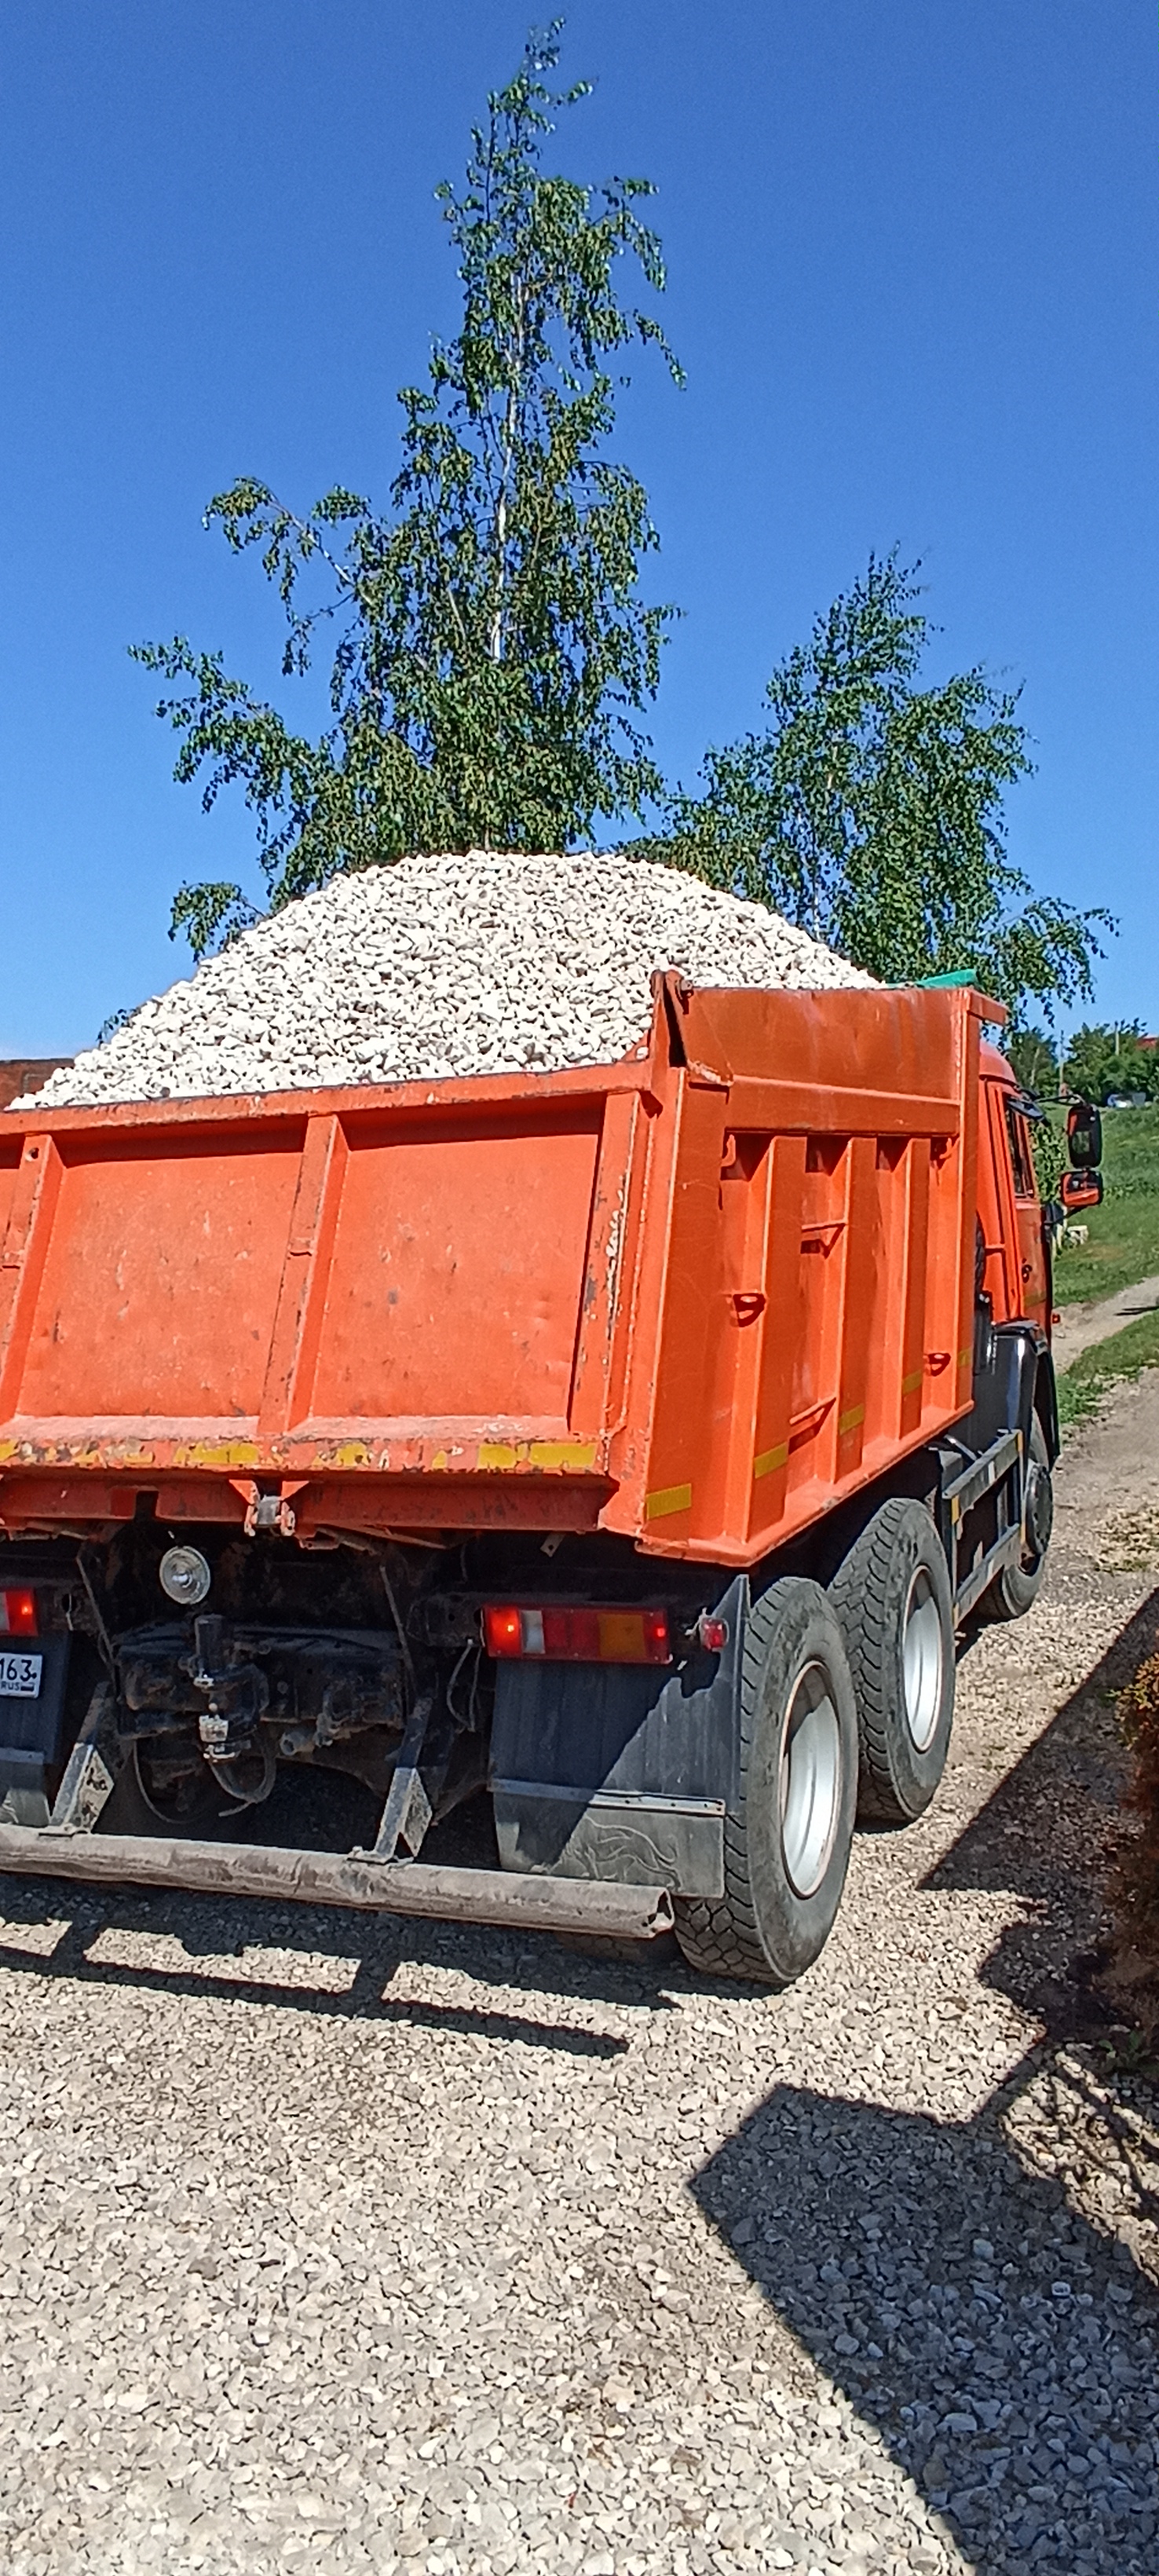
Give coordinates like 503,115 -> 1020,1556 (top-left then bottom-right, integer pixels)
0,1825 -> 675,1941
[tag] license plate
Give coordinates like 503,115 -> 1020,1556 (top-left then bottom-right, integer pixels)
0,1652 -> 42,1699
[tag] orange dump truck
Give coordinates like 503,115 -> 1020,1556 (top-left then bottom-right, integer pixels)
0,975 -> 1099,1983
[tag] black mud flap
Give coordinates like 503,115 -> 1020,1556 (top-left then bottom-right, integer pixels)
489,1576 -> 745,1897
0,1634 -> 72,1826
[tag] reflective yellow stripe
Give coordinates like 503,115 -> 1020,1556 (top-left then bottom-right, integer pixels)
753,1440 -> 789,1480
645,1480 -> 693,1520
838,1403 -> 865,1436
901,1367 -> 923,1396
468,1440 -> 601,1473
172,1441 -> 261,1469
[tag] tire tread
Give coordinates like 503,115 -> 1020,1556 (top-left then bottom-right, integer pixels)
674,1583 -> 849,1985
831,1505 -> 910,1821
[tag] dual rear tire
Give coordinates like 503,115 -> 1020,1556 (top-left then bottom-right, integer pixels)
673,1502 -> 956,1985
674,1577 -> 859,1986
831,1497 -> 956,1825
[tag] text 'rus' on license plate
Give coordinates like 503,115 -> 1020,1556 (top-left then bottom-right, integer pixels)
0,1653 -> 42,1698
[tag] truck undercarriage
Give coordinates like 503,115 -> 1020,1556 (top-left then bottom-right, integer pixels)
0,1329 -> 1051,1955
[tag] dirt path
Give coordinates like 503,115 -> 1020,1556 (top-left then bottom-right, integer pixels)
1051,1272 -> 1159,1369
2,1394 -> 1159,2575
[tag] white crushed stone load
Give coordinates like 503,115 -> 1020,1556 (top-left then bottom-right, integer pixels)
18,848 -> 872,1109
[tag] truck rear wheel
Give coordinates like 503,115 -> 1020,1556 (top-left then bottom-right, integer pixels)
830,1498 -> 955,1824
673,1578 -> 857,1986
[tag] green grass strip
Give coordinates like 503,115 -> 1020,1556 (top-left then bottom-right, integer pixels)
1052,1102 -> 1159,1309
1056,1306 -> 1159,1428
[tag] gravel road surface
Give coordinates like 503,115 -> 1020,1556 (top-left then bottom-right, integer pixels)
3,1382 -> 1159,2576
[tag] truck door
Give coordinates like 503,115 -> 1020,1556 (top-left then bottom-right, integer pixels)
977,1078 -> 1047,1333
1000,1090 -> 1048,1335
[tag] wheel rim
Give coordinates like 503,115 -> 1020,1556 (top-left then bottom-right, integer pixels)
1022,1450 -> 1052,1571
779,1660 -> 842,1897
902,1568 -> 943,1753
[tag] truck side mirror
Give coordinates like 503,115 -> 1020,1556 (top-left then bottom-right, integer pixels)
1060,1169 -> 1104,1213
1066,1102 -> 1102,1169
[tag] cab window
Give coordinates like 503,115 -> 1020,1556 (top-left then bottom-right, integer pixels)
1004,1098 -> 1036,1200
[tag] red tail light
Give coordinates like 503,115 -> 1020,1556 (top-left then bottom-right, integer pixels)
0,1589 -> 37,1636
484,1605 -> 524,1656
484,1605 -> 671,1665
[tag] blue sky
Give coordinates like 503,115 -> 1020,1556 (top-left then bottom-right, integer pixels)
2,0 -> 1155,1052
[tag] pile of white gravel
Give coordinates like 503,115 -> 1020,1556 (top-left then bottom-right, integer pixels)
17,847 -> 872,1109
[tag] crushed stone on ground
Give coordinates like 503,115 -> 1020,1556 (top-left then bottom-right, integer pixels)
2,1376 -> 1159,2574
15,849 -> 872,1110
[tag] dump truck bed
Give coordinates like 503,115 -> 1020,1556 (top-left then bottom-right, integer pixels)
0,975 -> 984,1567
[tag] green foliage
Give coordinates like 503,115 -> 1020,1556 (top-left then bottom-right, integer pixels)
634,554 -> 1111,1023
1030,1110 -> 1067,1209
96,1003 -> 138,1045
1007,1025 -> 1059,1098
1007,1026 -> 1065,1202
1063,1021 -> 1159,1107
136,24 -> 682,957
169,876 -> 261,958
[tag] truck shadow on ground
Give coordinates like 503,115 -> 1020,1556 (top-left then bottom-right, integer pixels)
0,1902 -> 636,2056
0,1853 -> 674,2053
930,1583 -> 1159,2036
692,2049 -> 1159,2574
690,1589 -> 1159,2572
0,1758 -> 682,2047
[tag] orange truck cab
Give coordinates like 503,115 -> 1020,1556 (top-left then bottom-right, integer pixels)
0,975 -> 1097,1989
